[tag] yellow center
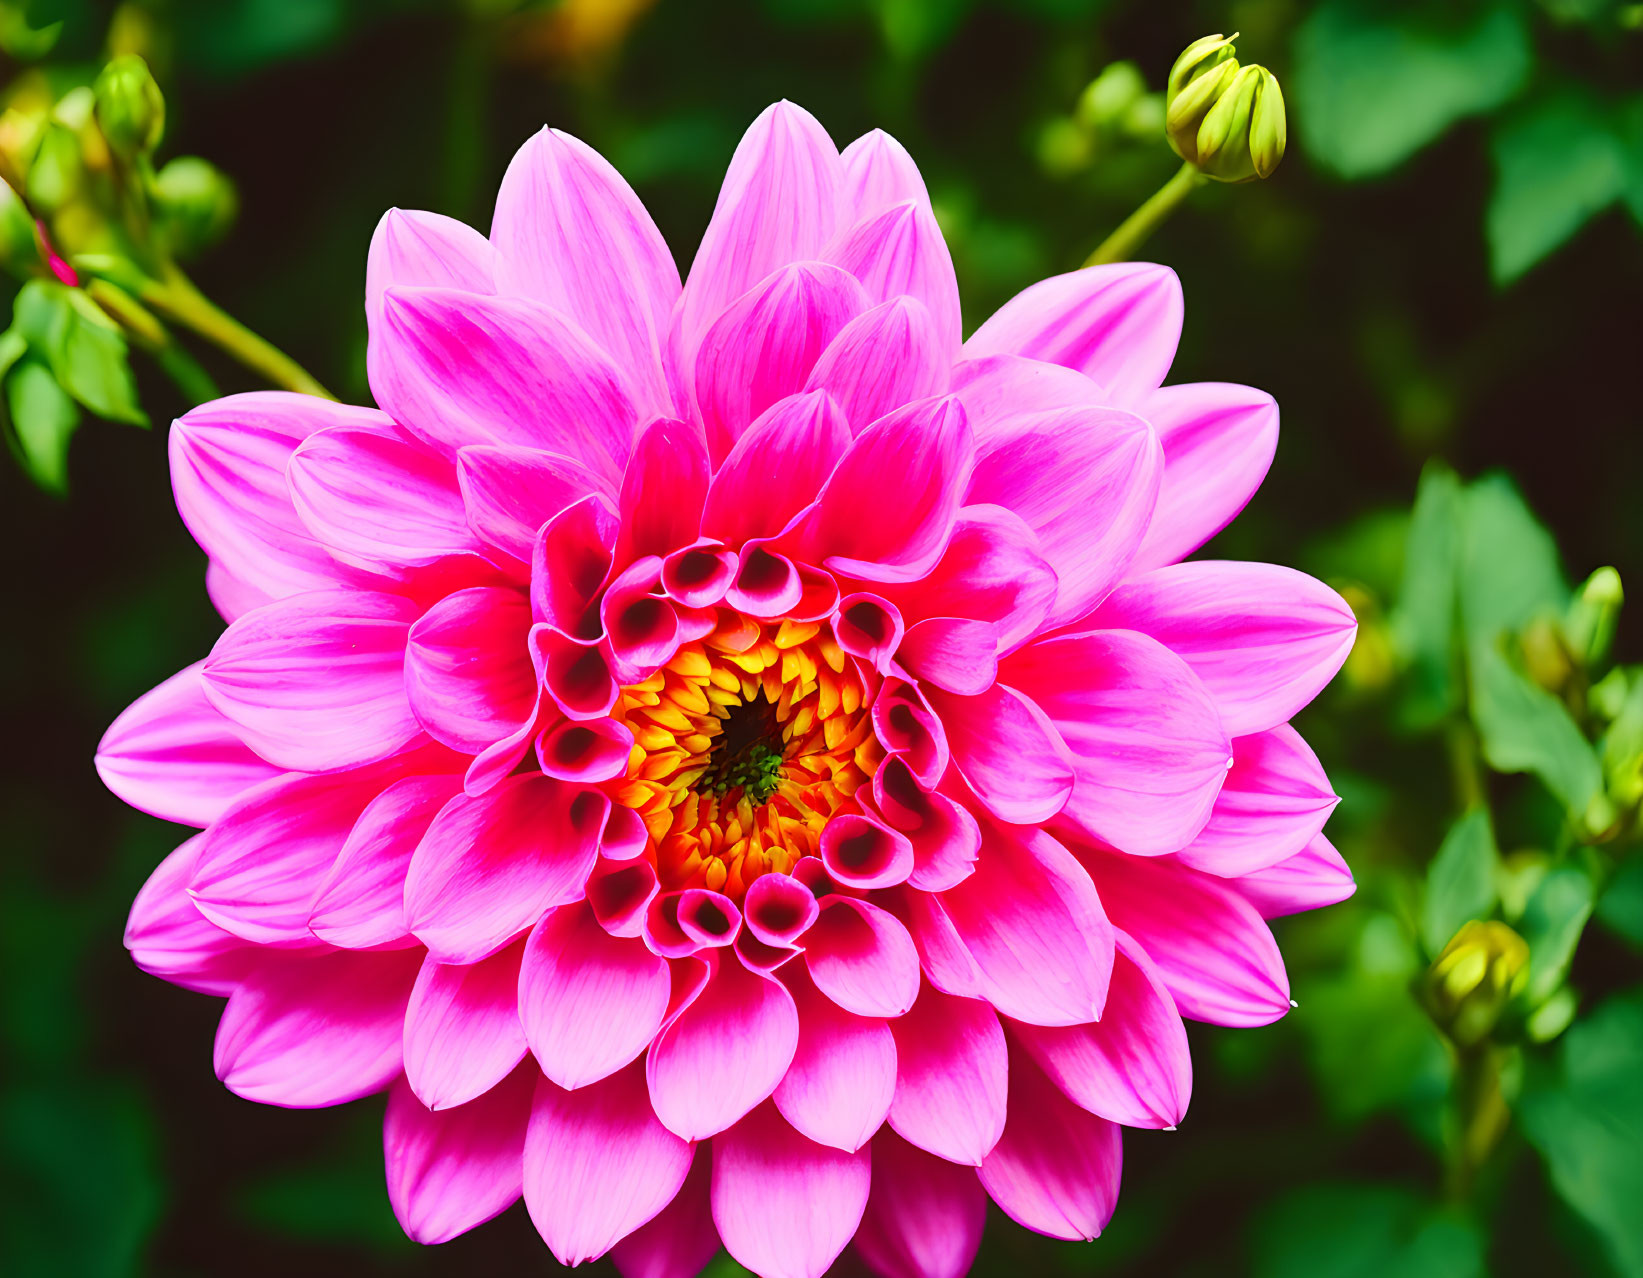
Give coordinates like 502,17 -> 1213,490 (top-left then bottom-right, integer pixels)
606,611 -> 882,901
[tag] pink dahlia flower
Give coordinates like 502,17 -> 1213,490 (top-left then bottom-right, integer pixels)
99,102 -> 1357,1278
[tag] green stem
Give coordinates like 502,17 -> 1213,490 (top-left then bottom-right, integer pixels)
139,269 -> 334,399
1444,1043 -> 1509,1204
1084,162 -> 1207,268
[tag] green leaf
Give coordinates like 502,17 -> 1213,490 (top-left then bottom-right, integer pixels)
1457,472 -> 1567,654
1520,863 -> 1597,1003
1252,1181 -> 1486,1278
1597,858 -> 1643,950
1520,987 -> 1643,1278
1421,807 -> 1499,955
1292,0 -> 1531,180
1470,644 -> 1603,816
4,359 -> 82,495
1391,462 -> 1463,724
13,280 -> 147,427
1488,88 -> 1631,284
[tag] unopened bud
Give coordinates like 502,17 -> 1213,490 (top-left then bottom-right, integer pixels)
1076,61 -> 1148,133
1425,921 -> 1528,1047
1565,566 -> 1622,668
23,121 -> 81,214
1166,34 -> 1286,183
94,54 -> 165,157
154,156 -> 237,256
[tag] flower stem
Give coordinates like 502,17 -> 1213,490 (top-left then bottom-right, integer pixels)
1444,1043 -> 1510,1204
139,269 -> 335,400
1084,162 -> 1207,268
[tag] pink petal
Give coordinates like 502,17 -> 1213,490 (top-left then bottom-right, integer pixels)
841,129 -> 932,223
951,351 -> 1107,427
804,896 -> 919,1019
774,963 -> 895,1152
126,835 -> 257,995
886,981 -> 1006,1165
383,1064 -> 532,1245
405,774 -> 604,965
870,680 -> 949,789
403,941 -> 529,1111
519,902 -> 671,1089
819,813 -> 914,891
965,404 -> 1161,627
1089,561 -> 1358,738
404,586 -> 536,754
1079,844 -> 1291,1026
214,947 -> 422,1106
610,1147 -> 719,1278
694,261 -> 867,459
661,539 -> 738,608
308,773 -> 464,949
531,494 -> 618,638
587,855 -> 662,938
924,682 -> 1073,824
932,823 -> 1113,1027
491,127 -> 679,418
536,715 -> 634,784
1228,831 -> 1356,919
1010,929 -> 1191,1129
647,953 -> 799,1140
712,1101 -> 870,1278
1174,725 -> 1338,877
963,262 -> 1182,407
456,443 -> 612,565
854,1129 -> 987,1278
897,618 -> 999,696
365,206 -> 495,324
374,286 -> 635,482
1129,382 -> 1279,573
677,101 -> 844,359
525,1060 -> 694,1265
286,420 -> 488,578
1005,628 -> 1231,857
827,198 -> 962,362
805,295 -> 949,434
96,660 -> 283,828
799,393 -> 973,583
201,589 -> 424,773
977,1041 -> 1122,1241
703,390 -> 851,547
170,393 -> 387,613
870,758 -> 980,892
616,418 -> 709,564
833,594 -> 905,676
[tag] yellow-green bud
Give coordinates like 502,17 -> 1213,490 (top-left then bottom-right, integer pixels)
1565,566 -> 1622,668
1425,920 -> 1529,1047
1076,61 -> 1148,133
23,120 -> 81,214
93,54 -> 165,157
154,156 -> 237,257
1166,34 -> 1286,183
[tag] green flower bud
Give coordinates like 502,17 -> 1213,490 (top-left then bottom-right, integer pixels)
23,121 -> 81,214
1166,34 -> 1286,183
93,54 -> 165,157
1425,920 -> 1529,1048
1565,566 -> 1622,667
153,156 -> 237,257
1076,61 -> 1147,133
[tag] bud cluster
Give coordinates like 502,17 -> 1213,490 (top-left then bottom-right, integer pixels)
1165,33 -> 1286,183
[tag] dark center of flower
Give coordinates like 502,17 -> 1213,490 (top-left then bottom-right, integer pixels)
696,691 -> 785,804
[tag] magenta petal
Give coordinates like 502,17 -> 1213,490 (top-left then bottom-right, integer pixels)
491,127 -> 680,418
519,902 -> 671,1089
1011,929 -> 1192,1129
841,129 -> 933,222
616,418 -> 709,564
610,1147 -> 719,1278
934,823 -> 1113,1026
712,1101 -> 870,1278
309,773 -> 464,949
170,393 -> 387,614
201,589 -> 424,773
383,1064 -> 531,1245
804,896 -> 919,1018
457,443 -> 612,565
1080,844 -> 1291,1026
1089,561 -> 1358,738
826,203 -> 962,361
214,947 -> 422,1107
374,286 -> 636,482
404,941 -> 529,1111
405,775 -> 604,965
404,586 -> 536,754
647,953 -> 799,1140
855,1129 -> 987,1278
524,1060 -> 694,1266
800,393 -> 973,583
1005,629 -> 1231,857
978,1041 -> 1122,1241
1129,381 -> 1279,573
886,981 -> 1006,1165
966,404 -> 1161,627
703,390 -> 851,547
925,682 -> 1073,825
774,963 -> 895,1152
126,835 -> 257,995
1174,725 -> 1338,877
963,262 -> 1182,406
950,351 -> 1107,427
805,296 -> 948,435
897,618 -> 999,696
96,660 -> 283,828
536,716 -> 633,784
1230,831 -> 1356,919
365,206 -> 494,326
531,494 -> 619,638
871,758 -> 980,893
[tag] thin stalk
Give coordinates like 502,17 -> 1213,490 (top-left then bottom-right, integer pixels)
1084,162 -> 1207,267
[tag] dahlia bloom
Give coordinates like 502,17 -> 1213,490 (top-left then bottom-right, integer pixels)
98,102 -> 1357,1278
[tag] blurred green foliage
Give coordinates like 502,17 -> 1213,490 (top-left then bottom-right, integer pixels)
1,0 -> 1641,1276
